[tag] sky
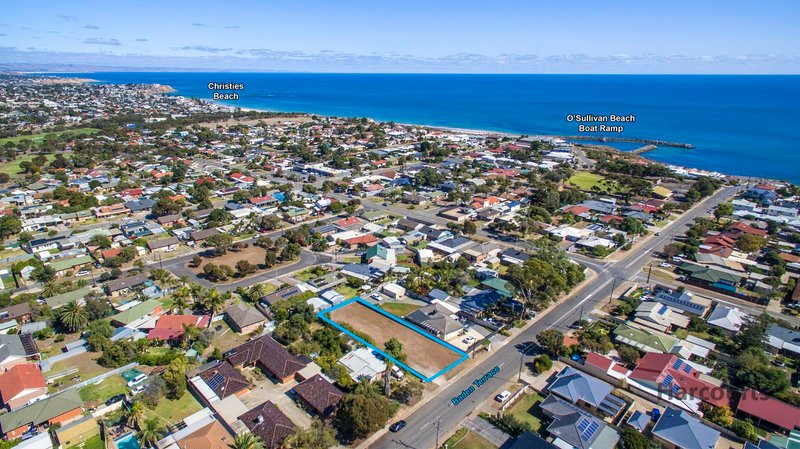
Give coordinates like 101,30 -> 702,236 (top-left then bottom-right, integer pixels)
1,0 -> 799,73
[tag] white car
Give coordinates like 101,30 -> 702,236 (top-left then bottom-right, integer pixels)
495,390 -> 511,402
130,385 -> 145,396
463,336 -> 476,345
658,262 -> 673,268
75,270 -> 90,277
370,293 -> 382,301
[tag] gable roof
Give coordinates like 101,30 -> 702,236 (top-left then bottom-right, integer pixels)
147,314 -> 209,340
0,334 -> 39,361
613,323 -> 678,353
105,273 -> 150,293
46,287 -> 93,309
238,401 -> 295,449
226,335 -> 306,380
547,367 -> 615,409
225,303 -> 266,329
630,353 -> 730,407
177,420 -> 232,449
540,394 -> 619,449
293,374 -> 343,415
0,389 -> 82,434
109,299 -> 162,325
652,407 -> 720,449
737,388 -> 800,431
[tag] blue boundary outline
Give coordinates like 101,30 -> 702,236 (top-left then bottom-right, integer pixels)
317,297 -> 469,382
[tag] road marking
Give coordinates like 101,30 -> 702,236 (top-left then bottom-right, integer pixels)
548,278 -> 612,329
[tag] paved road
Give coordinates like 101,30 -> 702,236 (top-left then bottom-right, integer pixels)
160,248 -> 331,292
370,185 -> 739,449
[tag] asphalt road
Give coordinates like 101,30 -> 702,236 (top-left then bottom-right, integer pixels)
371,185 -> 740,449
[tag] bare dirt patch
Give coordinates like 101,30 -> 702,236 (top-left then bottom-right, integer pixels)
190,246 -> 267,274
196,115 -> 314,128
328,301 -> 462,378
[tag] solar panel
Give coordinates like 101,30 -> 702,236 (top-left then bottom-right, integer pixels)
658,305 -> 669,315
683,364 -> 692,373
578,419 -> 590,432
671,384 -> 681,395
213,373 -> 225,384
581,421 -> 600,441
672,359 -> 683,369
662,374 -> 673,387
206,376 -> 220,390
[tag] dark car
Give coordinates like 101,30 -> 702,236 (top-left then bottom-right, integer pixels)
106,394 -> 126,406
389,420 -> 407,432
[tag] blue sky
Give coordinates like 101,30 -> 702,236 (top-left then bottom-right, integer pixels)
1,0 -> 798,73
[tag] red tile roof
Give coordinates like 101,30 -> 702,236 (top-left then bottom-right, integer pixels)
0,364 -> 46,404
147,314 -> 210,341
293,374 -> 343,415
336,217 -> 361,228
227,335 -> 306,380
342,234 -> 378,246
238,401 -> 295,449
729,222 -> 768,237
737,388 -> 800,431
585,352 -> 613,371
631,353 -> 730,407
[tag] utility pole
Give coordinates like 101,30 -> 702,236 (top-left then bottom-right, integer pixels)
608,277 -> 617,305
647,263 -> 653,285
518,352 -> 525,382
436,417 -> 441,449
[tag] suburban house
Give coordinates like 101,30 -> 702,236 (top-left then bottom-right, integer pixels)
654,289 -> 711,316
629,353 -> 730,408
189,228 -> 220,244
226,335 -> 307,384
0,334 -> 40,371
545,367 -> 626,419
167,419 -> 232,449
404,303 -> 463,340
633,302 -> 690,333
292,374 -> 343,416
260,285 -> 306,308
0,303 -> 32,326
238,401 -> 295,449
705,305 -> 750,333
109,299 -> 164,328
736,388 -> 800,434
147,314 -> 210,343
0,389 -> 83,439
539,394 -> 619,449
613,323 -> 678,354
105,273 -> 151,297
195,360 -> 250,399
224,303 -> 266,334
338,347 -> 386,382
0,364 -> 47,410
147,237 -> 180,253
766,324 -> 800,356
651,407 -> 720,449
45,287 -> 93,310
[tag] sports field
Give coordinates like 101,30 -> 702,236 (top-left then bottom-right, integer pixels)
0,128 -> 100,145
323,298 -> 467,380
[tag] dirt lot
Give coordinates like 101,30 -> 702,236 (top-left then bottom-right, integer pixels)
191,246 -> 267,274
329,301 -> 463,379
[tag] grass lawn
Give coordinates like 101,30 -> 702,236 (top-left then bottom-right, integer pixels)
568,171 -> 606,191
451,431 -> 497,449
209,321 -> 251,353
340,256 -> 361,264
79,376 -> 128,407
335,285 -> 360,299
146,390 -> 202,427
380,302 -> 422,317
50,351 -> 110,388
67,434 -> 103,449
0,153 -> 58,176
0,128 -> 100,145
507,392 -> 546,432
295,267 -> 327,282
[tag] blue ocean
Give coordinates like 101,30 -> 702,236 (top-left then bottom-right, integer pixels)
69,73 -> 800,182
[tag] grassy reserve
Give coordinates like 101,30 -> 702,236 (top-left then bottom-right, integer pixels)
0,128 -> 100,145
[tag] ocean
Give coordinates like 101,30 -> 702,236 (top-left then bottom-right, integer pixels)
65,72 -> 800,182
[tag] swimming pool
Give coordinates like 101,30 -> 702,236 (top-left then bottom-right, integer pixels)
114,433 -> 141,449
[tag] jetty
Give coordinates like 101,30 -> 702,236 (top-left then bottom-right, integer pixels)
556,135 -> 695,149
631,144 -> 658,154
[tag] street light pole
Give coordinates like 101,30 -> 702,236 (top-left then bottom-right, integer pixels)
518,352 -> 525,383
436,418 -> 441,449
647,263 -> 653,285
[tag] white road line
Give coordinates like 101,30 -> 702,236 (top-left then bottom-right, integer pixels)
548,278 -> 612,329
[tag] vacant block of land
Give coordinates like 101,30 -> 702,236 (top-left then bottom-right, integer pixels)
327,300 -> 464,379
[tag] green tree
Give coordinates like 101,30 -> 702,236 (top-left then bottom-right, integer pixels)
736,234 -> 765,253
384,337 -> 406,363
618,346 -> 640,366
334,391 -> 398,442
138,417 -> 164,447
533,354 -> 553,373
283,421 -> 337,449
205,233 -> 234,255
736,314 -> 770,353
88,234 -> 112,248
127,401 -> 147,429
619,427 -> 657,449
59,301 -> 88,332
152,197 -> 182,217
163,356 -> 187,399
714,203 -> 734,220
0,215 -> 21,241
536,329 -> 563,355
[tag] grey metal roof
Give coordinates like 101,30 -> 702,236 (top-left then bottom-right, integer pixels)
652,407 -> 720,449
540,395 -> 618,449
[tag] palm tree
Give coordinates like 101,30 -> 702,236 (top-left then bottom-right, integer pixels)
247,283 -> 266,303
229,432 -> 264,449
59,301 -> 88,332
126,401 -> 146,430
189,283 -> 205,303
172,286 -> 191,313
203,289 -> 226,322
138,417 -> 164,447
41,281 -> 63,298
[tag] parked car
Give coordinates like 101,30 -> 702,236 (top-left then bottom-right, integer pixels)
130,385 -> 145,396
495,390 -> 512,402
658,262 -> 673,268
389,420 -> 407,432
106,394 -> 126,406
463,335 -> 476,345
75,270 -> 90,277
126,373 -> 147,387
370,293 -> 382,301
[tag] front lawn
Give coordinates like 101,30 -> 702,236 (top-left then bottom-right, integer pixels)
507,391 -> 545,431
380,302 -> 422,317
68,434 -> 103,449
79,376 -> 128,407
451,431 -> 497,449
145,390 -> 202,426
335,285 -> 360,300
568,171 -> 605,191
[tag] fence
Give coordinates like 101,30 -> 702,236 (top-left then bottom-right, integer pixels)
60,362 -> 139,393
500,382 -> 529,412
